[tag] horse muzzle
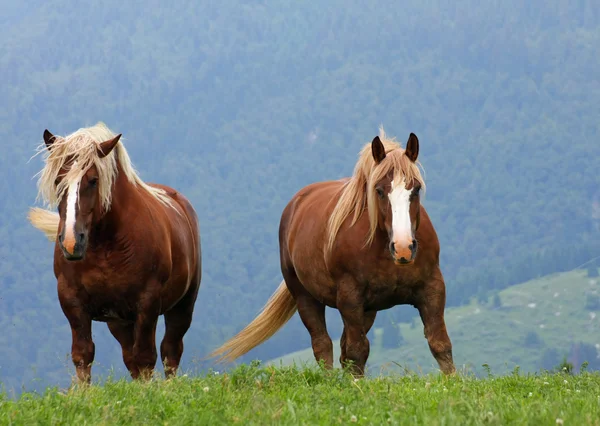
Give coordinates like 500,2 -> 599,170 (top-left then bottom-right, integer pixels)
390,239 -> 417,265
58,232 -> 88,261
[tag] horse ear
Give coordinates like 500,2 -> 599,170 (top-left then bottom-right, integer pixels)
43,129 -> 56,150
371,136 -> 386,164
405,133 -> 419,163
96,134 -> 122,158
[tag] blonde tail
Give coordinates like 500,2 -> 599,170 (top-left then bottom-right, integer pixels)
28,207 -> 59,241
209,280 -> 297,363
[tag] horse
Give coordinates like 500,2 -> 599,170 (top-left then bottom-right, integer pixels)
210,128 -> 455,376
28,122 -> 201,383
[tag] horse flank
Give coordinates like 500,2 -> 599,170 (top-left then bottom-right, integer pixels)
324,127 -> 426,258
33,121 -> 173,211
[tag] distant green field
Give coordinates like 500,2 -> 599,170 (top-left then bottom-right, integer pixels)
2,365 -> 599,425
269,269 -> 600,376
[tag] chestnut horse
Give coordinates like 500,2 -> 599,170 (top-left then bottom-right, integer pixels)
211,128 -> 455,376
28,122 -> 201,383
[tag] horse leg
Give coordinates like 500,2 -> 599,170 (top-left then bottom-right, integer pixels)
295,294 -> 333,368
132,294 -> 160,380
107,322 -> 139,379
160,282 -> 199,378
340,311 -> 376,367
281,268 -> 333,368
58,285 -> 95,384
416,269 -> 456,375
337,282 -> 370,376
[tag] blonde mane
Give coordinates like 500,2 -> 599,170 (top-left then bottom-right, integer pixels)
33,122 -> 173,211
324,127 -> 426,258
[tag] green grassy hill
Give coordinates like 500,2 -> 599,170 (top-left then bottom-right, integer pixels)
2,365 -> 600,425
269,269 -> 600,376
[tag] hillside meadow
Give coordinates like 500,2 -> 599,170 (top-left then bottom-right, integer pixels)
1,364 -> 599,425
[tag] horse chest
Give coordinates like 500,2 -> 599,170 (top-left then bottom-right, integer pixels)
76,272 -> 138,322
363,269 -> 422,309
76,264 -> 143,307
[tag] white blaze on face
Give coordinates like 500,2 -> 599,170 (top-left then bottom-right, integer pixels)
388,179 -> 413,248
63,165 -> 81,254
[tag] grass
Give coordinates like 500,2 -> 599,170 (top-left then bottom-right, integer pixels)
270,269 -> 600,376
1,364 -> 600,425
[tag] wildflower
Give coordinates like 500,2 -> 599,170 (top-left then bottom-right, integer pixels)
425,382 -> 431,389
576,390 -> 581,393
528,392 -> 533,397
564,379 -> 568,384
556,419 -> 564,425
340,406 -> 344,410
214,371 -> 220,375
203,386 -> 209,392
543,382 -> 549,385
351,415 -> 358,422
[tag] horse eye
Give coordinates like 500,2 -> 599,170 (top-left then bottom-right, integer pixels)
89,178 -> 98,188
376,187 -> 385,199
54,179 -> 60,186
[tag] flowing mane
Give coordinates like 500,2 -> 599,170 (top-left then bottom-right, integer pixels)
33,122 -> 173,211
324,127 -> 426,258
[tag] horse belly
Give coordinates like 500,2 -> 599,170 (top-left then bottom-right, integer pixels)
294,266 -> 338,307
93,309 -> 133,323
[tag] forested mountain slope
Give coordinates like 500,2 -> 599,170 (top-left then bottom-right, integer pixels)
0,0 -> 598,391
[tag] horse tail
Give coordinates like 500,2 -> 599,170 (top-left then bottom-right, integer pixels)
209,280 -> 297,363
28,207 -> 59,241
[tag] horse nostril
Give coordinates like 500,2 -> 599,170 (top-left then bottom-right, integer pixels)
390,242 -> 396,253
78,233 -> 85,241
58,234 -> 64,243
409,239 -> 417,252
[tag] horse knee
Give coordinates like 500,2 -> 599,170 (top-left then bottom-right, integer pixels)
72,340 -> 95,366
161,337 -> 184,355
312,335 -> 332,352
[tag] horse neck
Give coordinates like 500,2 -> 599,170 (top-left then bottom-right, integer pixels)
94,163 -> 141,237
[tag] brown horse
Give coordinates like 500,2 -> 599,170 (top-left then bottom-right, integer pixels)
28,122 -> 201,383
210,128 -> 455,376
